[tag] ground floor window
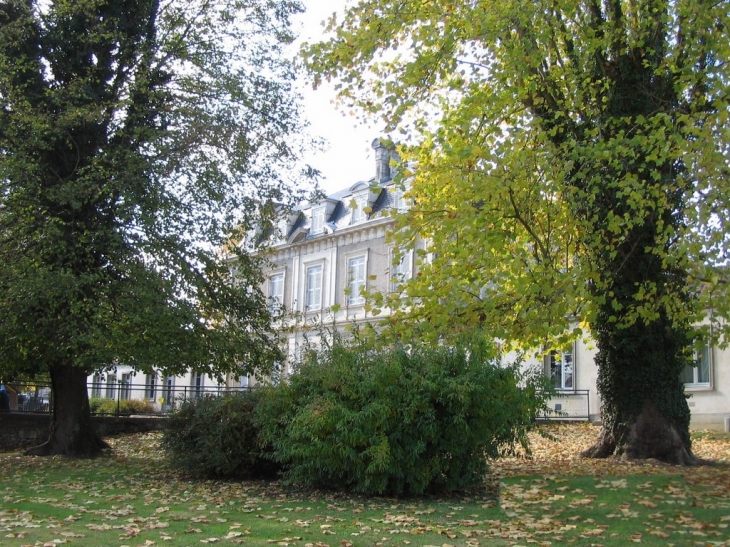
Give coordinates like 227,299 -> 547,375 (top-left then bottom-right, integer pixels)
191,372 -> 204,398
162,376 -> 175,410
145,373 -> 156,400
91,374 -> 102,398
120,372 -> 132,400
105,374 -> 117,399
682,344 -> 711,388
547,347 -> 574,390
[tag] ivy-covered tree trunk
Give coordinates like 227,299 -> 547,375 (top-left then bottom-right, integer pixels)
569,51 -> 697,464
26,364 -> 108,458
581,242 -> 695,463
301,0 -> 728,465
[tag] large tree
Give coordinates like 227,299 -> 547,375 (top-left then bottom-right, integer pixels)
303,0 -> 730,463
0,0 -> 310,457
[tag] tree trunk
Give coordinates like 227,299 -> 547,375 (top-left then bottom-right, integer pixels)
583,400 -> 696,465
25,364 -> 109,458
582,274 -> 697,465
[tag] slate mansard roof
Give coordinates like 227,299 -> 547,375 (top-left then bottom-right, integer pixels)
274,139 -> 403,245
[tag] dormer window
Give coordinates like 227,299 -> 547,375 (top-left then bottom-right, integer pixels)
393,185 -> 409,212
350,196 -> 367,224
311,206 -> 325,234
276,219 -> 289,243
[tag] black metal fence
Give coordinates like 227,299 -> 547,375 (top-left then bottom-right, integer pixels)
2,379 -> 253,416
4,379 -> 591,420
87,380 -> 252,416
2,381 -> 52,413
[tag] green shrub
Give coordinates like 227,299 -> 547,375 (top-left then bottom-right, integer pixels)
89,397 -> 155,415
255,333 -> 552,496
161,391 -> 281,479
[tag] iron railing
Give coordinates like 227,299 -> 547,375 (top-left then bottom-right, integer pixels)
87,380 -> 253,416
4,380 -> 592,420
2,381 -> 52,413
2,380 -> 253,416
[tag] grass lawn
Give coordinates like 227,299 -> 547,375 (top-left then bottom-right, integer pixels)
1,423 -> 729,547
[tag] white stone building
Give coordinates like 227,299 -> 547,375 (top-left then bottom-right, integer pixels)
87,139 -> 730,430
258,139 -> 730,430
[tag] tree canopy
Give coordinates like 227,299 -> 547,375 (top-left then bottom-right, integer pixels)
303,0 -> 730,463
0,0 -> 310,456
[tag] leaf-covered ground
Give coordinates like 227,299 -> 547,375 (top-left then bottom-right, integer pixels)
2,423 -> 729,547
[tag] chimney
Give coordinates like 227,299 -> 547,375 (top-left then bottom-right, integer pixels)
372,138 -> 393,182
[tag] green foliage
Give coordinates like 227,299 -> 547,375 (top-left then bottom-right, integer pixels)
255,333 -> 551,495
0,0 -> 312,453
88,398 -> 155,416
162,392 -> 280,480
0,0 -> 309,384
302,0 -> 730,459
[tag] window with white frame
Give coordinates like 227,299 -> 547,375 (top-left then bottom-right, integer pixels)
145,373 -> 156,400
277,219 -> 289,243
392,186 -> 408,212
240,375 -> 249,388
268,272 -> 285,313
120,372 -> 132,400
305,264 -> 323,312
347,255 -> 366,305
91,374 -> 102,398
682,343 -> 711,388
191,372 -> 204,398
546,347 -> 574,390
311,206 -> 325,234
350,196 -> 367,224
106,374 -> 117,399
390,249 -> 412,293
162,376 -> 175,409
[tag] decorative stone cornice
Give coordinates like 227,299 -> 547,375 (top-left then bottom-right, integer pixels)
270,216 -> 394,261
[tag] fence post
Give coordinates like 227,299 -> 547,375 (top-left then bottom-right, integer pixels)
117,380 -> 121,417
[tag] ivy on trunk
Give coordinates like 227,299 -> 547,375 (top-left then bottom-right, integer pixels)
302,0 -> 730,463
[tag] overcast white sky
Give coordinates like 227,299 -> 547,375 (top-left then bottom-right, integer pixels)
292,1 -> 387,194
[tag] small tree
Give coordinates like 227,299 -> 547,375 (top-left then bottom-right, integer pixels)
0,0 -> 310,457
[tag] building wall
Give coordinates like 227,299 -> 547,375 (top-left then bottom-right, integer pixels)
82,141 -> 730,431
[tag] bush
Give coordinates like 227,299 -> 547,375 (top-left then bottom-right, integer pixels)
161,390 -> 281,479
89,397 -> 155,415
255,333 -> 552,496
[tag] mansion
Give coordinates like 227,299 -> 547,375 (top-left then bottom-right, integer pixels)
89,139 -> 730,431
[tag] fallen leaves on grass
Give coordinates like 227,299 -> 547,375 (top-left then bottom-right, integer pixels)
3,425 -> 730,547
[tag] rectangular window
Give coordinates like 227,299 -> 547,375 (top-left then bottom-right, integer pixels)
268,273 -> 285,313
305,264 -> 323,311
162,376 -> 175,410
347,255 -> 366,305
682,344 -> 711,387
106,374 -> 117,399
390,250 -> 411,293
311,207 -> 325,235
392,186 -> 408,212
91,374 -> 102,398
277,219 -> 289,243
548,348 -> 574,390
191,372 -> 204,399
351,197 -> 367,224
145,373 -> 156,400
120,373 -> 132,400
